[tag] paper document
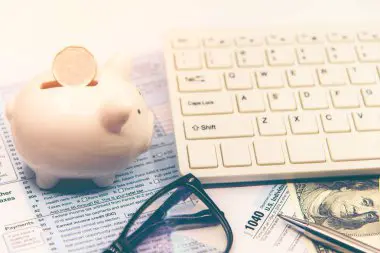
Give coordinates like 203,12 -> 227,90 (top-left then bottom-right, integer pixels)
207,184 -> 313,252
0,51 -> 313,253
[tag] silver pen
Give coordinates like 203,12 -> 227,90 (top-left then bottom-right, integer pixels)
278,214 -> 380,253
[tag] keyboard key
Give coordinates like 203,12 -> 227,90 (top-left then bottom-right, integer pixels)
320,112 -> 351,133
286,137 -> 326,163
235,36 -> 263,47
297,33 -> 324,44
299,90 -> 329,109
187,143 -> 218,168
327,135 -> 380,161
255,69 -> 284,88
357,31 -> 380,41
184,115 -> 254,139
267,91 -> 297,111
203,36 -> 231,47
326,45 -> 355,63
347,66 -> 376,85
289,113 -> 319,134
172,37 -> 199,48
361,88 -> 380,107
296,46 -> 325,64
330,89 -> 360,108
317,67 -> 346,86
356,44 -> 380,62
177,72 -> 221,92
266,47 -> 295,66
253,139 -> 285,165
235,48 -> 264,67
205,49 -> 233,69
174,51 -> 202,70
181,93 -> 233,115
266,34 -> 293,45
224,71 -> 253,90
352,111 -> 380,131
236,92 -> 265,112
257,115 -> 286,136
220,140 -> 252,167
327,32 -> 354,42
286,68 -> 315,87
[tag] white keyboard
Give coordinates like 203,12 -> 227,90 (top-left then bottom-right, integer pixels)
163,26 -> 380,184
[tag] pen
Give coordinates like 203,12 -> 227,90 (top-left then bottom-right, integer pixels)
278,214 -> 380,253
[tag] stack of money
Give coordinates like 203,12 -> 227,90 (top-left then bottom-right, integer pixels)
288,177 -> 380,252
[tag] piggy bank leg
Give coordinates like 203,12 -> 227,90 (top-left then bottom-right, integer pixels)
93,174 -> 115,187
36,173 -> 59,189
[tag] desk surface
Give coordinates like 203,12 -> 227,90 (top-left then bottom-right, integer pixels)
0,0 -> 380,84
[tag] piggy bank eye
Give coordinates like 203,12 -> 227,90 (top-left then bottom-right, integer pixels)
87,80 -> 98,87
137,109 -> 141,114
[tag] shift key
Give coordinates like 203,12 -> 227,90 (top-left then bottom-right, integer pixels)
184,115 -> 254,139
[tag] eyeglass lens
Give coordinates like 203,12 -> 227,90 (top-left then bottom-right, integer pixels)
122,185 -> 227,253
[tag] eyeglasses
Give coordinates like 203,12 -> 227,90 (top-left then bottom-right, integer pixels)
103,173 -> 233,253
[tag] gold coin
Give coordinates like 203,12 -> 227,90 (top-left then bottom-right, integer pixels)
52,46 -> 97,87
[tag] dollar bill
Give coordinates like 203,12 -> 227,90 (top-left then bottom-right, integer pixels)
288,178 -> 380,253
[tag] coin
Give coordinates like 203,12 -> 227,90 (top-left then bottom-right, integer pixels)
52,46 -> 97,87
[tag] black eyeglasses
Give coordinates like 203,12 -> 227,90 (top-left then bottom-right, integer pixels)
103,173 -> 233,253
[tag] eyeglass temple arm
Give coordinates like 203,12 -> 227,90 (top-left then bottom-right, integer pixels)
126,209 -> 218,249
164,209 -> 220,229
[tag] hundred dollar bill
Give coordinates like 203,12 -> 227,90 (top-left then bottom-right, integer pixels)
288,178 -> 380,253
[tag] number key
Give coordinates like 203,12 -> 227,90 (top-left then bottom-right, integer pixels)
235,48 -> 264,67
174,51 -> 202,70
326,45 -> 355,63
205,49 -> 233,69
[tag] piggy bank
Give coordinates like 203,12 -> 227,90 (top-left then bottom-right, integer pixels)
4,54 -> 154,189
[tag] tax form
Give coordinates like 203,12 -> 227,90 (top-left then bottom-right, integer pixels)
0,52 -> 311,253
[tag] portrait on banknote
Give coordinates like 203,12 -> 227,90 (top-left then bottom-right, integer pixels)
293,179 -> 379,236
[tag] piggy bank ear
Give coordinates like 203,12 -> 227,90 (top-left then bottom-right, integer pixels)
99,102 -> 132,134
103,51 -> 133,81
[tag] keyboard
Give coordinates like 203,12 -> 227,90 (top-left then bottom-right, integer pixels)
163,26 -> 380,184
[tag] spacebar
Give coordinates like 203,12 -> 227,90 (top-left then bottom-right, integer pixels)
327,135 -> 380,161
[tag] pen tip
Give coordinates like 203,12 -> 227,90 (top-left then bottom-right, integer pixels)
277,214 -> 292,221
277,214 -> 308,227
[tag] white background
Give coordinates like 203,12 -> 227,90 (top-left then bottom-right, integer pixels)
0,0 -> 380,84
1,1 -> 379,252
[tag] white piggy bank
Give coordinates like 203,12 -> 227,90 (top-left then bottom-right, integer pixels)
5,56 -> 154,189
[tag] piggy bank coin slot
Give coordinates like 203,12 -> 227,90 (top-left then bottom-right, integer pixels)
40,79 -> 98,89
40,80 -> 62,89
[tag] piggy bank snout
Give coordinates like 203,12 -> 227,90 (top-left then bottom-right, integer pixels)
99,103 -> 132,134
